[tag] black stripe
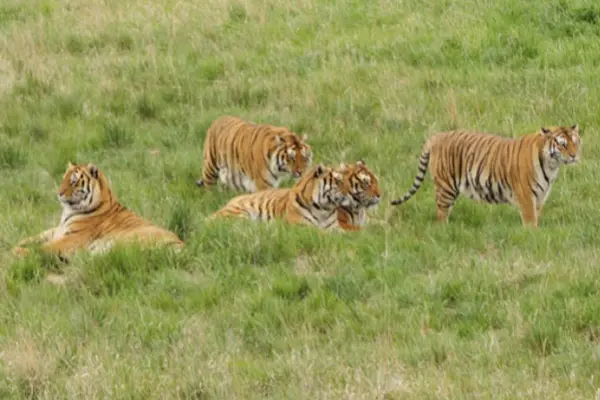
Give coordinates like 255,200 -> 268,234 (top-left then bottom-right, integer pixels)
474,154 -> 489,190
497,184 -> 504,202
485,179 -> 496,203
322,212 -> 338,229
538,153 -> 549,183
456,147 -> 463,187
338,205 -> 355,224
530,183 -> 539,197
250,127 -> 260,148
295,194 -> 311,213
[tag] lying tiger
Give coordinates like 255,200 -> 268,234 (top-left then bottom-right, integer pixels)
197,115 -> 312,193
336,160 -> 382,231
208,163 -> 345,230
391,124 -> 581,227
13,162 -> 183,260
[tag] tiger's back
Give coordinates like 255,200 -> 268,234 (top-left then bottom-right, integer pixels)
209,188 -> 290,221
70,202 -> 183,254
198,115 -> 312,193
427,130 -> 524,205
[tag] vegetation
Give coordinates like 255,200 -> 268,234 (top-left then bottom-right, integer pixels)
1,0 -> 599,398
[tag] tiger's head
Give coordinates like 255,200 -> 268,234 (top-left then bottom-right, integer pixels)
293,163 -> 344,210
541,124 -> 581,165
337,160 -> 382,210
270,132 -> 312,179
58,162 -> 111,212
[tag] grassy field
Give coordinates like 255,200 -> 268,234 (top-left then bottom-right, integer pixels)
1,0 -> 600,398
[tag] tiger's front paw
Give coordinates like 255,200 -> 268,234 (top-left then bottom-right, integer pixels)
12,246 -> 30,258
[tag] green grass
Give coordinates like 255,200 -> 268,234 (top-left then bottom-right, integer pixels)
1,0 -> 599,398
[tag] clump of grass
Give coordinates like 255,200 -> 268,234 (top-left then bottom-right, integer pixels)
167,199 -> 193,242
100,119 -> 134,148
0,143 -> 28,170
81,246 -> 184,297
136,94 -> 161,120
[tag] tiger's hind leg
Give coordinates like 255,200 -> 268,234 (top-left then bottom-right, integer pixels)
197,152 -> 219,188
434,180 -> 458,223
207,206 -> 252,221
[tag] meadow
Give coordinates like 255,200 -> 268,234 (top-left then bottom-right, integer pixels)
1,0 -> 600,398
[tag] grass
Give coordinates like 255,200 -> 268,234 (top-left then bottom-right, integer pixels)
0,0 -> 599,398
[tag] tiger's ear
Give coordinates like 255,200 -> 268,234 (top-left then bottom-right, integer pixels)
302,134 -> 308,142
275,135 -> 283,145
87,164 -> 99,179
314,164 -> 325,177
541,127 -> 552,135
356,160 -> 365,166
571,124 -> 579,135
67,161 -> 74,169
339,162 -> 347,170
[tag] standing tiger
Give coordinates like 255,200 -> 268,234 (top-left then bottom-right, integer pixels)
336,160 -> 382,231
196,115 -> 312,193
208,164 -> 345,230
390,125 -> 581,227
13,162 -> 183,260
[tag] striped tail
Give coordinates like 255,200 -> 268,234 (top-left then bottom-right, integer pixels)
390,147 -> 430,206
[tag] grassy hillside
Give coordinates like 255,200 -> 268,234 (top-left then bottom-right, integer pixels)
1,0 -> 600,398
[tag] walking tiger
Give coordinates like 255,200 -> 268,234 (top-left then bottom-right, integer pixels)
197,115 -> 312,193
390,125 -> 581,227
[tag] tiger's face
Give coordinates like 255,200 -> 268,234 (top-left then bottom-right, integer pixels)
543,124 -> 581,165
337,161 -> 382,209
273,134 -> 312,179
295,164 -> 345,209
58,162 -> 102,211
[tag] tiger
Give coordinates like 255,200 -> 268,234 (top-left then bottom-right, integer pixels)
196,115 -> 312,193
13,162 -> 183,261
390,124 -> 581,227
208,164 -> 345,230
335,160 -> 382,231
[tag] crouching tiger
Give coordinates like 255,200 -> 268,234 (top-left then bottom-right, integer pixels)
390,125 -> 581,227
13,162 -> 183,260
197,115 -> 312,193
208,164 -> 345,230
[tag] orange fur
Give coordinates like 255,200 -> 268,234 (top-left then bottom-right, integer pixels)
208,164 -> 345,230
197,115 -> 312,192
13,163 -> 183,260
391,125 -> 582,227
336,161 -> 382,231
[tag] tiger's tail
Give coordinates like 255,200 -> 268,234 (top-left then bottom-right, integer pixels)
391,142 -> 431,206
